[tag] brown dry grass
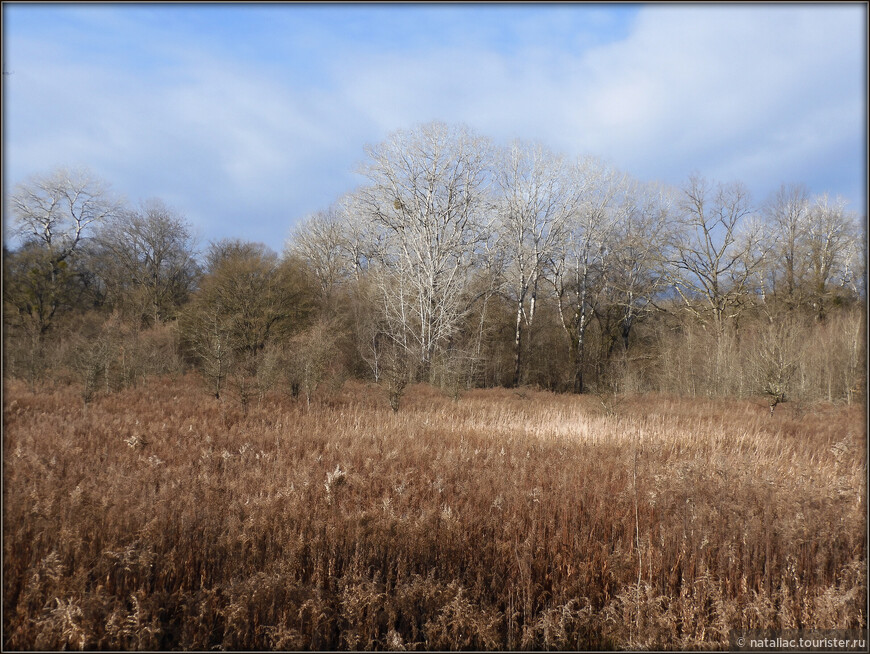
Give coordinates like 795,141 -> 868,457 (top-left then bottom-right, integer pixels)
3,378 -> 866,650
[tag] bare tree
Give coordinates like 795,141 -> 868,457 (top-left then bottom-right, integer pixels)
286,206 -> 350,301
68,313 -> 124,404
607,180 -> 674,352
551,157 -> 623,393
667,175 -> 760,336
804,194 -> 860,320
10,167 -> 120,264
7,167 -> 119,337
334,191 -> 388,282
465,241 -> 505,387
380,332 -> 413,413
181,299 -> 235,399
494,141 -> 576,387
356,121 -> 493,381
750,316 -> 800,414
93,199 -> 199,326
842,219 -> 866,300
761,183 -> 811,305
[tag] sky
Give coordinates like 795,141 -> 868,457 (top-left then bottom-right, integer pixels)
2,3 -> 867,254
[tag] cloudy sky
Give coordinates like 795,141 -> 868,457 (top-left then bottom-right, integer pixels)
3,3 -> 866,253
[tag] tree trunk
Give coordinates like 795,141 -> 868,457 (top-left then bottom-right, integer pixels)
512,299 -> 523,387
574,365 -> 585,394
574,315 -> 587,394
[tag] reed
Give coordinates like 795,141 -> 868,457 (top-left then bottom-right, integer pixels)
3,377 -> 865,649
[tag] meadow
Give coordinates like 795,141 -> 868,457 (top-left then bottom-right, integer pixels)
3,377 -> 866,650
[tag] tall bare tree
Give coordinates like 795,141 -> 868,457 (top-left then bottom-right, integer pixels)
552,157 -> 624,393
494,141 -> 576,387
667,175 -> 760,336
356,121 -> 493,381
607,180 -> 673,352
761,183 -> 811,305
804,194 -> 860,320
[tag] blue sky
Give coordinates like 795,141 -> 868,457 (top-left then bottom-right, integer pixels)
3,3 -> 866,253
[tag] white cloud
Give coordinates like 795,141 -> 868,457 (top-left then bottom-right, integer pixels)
5,5 -> 865,252
326,4 -> 864,212
561,6 -> 865,199
5,34 -> 371,247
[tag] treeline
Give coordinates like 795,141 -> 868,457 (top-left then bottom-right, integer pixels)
3,122 -> 865,408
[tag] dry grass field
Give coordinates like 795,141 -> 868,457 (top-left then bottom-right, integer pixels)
3,377 -> 866,650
